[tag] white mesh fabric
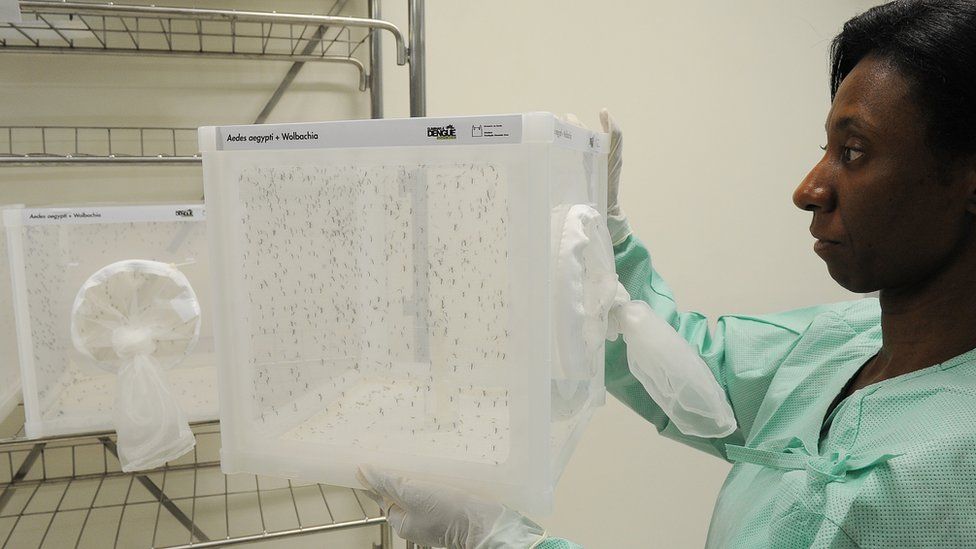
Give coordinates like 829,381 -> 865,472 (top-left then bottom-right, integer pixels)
609,293 -> 738,438
71,260 -> 199,471
555,205 -> 735,438
554,205 -> 618,384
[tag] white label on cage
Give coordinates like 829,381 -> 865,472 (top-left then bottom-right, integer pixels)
0,0 -> 21,23
216,115 -> 524,151
21,205 -> 205,226
553,118 -> 610,153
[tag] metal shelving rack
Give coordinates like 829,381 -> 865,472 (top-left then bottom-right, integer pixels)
0,1 -> 432,547
0,418 -> 395,548
0,0 -> 428,165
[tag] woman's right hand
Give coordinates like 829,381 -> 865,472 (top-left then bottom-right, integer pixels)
600,109 -> 631,246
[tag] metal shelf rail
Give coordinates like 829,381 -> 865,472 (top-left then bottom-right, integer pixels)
0,125 -> 200,165
0,420 -> 396,548
2,1 -> 409,91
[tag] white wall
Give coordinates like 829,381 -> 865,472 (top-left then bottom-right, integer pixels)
377,1 -> 876,547
1,1 -> 881,547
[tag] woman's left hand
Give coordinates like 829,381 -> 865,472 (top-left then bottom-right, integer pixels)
357,466 -> 547,549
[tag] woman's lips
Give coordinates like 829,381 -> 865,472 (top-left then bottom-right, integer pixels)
814,239 -> 841,255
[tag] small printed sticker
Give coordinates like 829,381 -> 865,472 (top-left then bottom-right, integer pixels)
470,123 -> 512,139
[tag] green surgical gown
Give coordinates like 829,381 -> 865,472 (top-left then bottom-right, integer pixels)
562,234 -> 976,548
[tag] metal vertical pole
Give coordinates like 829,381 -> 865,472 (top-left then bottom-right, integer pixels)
379,522 -> 393,548
368,0 -> 384,118
401,169 -> 430,364
408,0 -> 426,117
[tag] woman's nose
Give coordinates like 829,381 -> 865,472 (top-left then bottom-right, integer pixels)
793,156 -> 836,212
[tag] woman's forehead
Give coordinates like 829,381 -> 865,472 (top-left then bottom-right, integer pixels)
826,57 -> 919,137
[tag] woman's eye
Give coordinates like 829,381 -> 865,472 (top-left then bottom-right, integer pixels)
842,147 -> 864,162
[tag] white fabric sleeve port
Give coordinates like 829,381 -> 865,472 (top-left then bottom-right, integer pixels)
554,204 -> 619,384
556,205 -> 735,438
608,288 -> 737,438
71,259 -> 199,471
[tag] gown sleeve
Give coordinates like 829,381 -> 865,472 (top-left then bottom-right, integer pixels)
606,234 -> 851,460
535,538 -> 585,548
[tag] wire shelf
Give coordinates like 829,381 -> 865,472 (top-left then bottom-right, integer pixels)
0,126 -> 201,165
1,1 -> 410,91
0,419 -> 391,548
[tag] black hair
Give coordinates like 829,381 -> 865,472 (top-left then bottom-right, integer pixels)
830,0 -> 976,161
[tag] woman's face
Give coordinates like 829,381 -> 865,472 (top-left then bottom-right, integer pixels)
793,55 -> 975,293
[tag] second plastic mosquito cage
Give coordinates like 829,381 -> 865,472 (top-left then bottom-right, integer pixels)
200,113 -> 610,513
2,204 -> 217,438
0,209 -> 20,421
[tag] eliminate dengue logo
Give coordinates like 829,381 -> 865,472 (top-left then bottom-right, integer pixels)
427,124 -> 457,140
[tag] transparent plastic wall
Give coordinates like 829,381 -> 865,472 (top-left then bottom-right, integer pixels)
2,204 -> 217,438
0,207 -> 21,421
201,113 -> 608,513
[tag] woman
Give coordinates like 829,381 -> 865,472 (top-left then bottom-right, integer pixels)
360,1 -> 976,546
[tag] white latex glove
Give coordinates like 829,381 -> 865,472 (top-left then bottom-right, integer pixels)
599,109 -> 631,246
357,467 -> 547,549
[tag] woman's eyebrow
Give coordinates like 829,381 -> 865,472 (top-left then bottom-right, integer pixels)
826,115 -> 876,135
